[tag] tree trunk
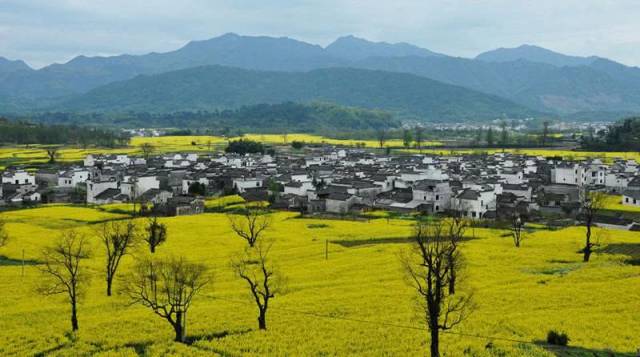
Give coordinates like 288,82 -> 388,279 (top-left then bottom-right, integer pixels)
448,261 -> 456,295
584,222 -> 592,262
258,310 -> 266,330
429,327 -> 440,357
106,276 -> 113,296
71,299 -> 79,331
174,311 -> 185,342
150,245 -> 155,253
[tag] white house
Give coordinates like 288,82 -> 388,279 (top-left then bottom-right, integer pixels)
57,169 -> 91,188
453,189 -> 496,219
87,179 -> 120,204
412,180 -> 452,213
233,177 -> 263,193
622,190 -> 640,207
551,163 -> 580,185
325,193 -> 356,214
284,181 -> 315,196
2,170 -> 36,185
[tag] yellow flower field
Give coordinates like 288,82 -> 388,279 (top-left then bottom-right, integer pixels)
603,195 -> 640,213
0,205 -> 638,356
0,134 -> 444,170
4,134 -> 639,171
400,147 -> 640,162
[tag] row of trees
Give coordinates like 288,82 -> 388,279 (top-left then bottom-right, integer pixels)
0,117 -> 129,147
581,117 -> 640,151
36,205 -> 283,343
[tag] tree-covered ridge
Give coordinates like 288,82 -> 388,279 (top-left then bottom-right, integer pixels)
56,65 -> 539,121
0,118 -> 128,146
13,102 -> 397,133
582,117 -> 640,151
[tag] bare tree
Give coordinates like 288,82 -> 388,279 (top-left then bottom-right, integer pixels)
140,143 -> 155,161
46,147 -> 60,163
511,213 -> 525,248
402,220 -> 473,357
0,217 -> 9,247
97,220 -> 139,296
144,216 -> 167,253
38,230 -> 91,332
580,190 -> 605,262
125,256 -> 209,342
231,240 -> 286,330
228,205 -> 271,247
376,128 -> 387,149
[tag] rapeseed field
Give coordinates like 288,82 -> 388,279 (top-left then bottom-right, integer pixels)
0,205 -> 638,356
3,134 -> 639,171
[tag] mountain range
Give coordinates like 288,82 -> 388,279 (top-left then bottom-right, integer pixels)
1,33 -> 639,121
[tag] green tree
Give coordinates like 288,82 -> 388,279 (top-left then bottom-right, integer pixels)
486,128 -> 494,147
403,128 -> 413,148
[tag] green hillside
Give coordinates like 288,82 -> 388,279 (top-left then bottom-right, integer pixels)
58,65 -> 540,122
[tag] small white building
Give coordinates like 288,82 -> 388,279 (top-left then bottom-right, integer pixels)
57,169 -> 91,188
2,170 -> 36,185
622,190 -> 640,207
233,177 -> 263,193
87,179 -> 120,204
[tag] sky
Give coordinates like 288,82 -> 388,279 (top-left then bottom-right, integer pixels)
1,0 -> 640,69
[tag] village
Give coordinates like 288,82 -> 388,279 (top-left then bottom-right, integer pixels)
1,145 -> 640,228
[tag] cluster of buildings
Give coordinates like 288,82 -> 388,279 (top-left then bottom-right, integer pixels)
2,148 -> 640,223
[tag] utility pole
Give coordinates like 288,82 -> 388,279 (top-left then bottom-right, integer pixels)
325,239 -> 328,260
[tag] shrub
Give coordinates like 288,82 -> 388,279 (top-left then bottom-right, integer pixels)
291,141 -> 305,149
225,139 -> 265,154
546,330 -> 569,346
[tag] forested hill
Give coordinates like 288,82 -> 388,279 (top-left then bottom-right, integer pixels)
56,65 -> 539,122
23,103 -> 397,132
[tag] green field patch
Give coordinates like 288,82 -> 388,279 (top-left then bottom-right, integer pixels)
0,255 -> 41,266
600,243 -> 640,266
332,236 -> 414,247
526,262 -> 582,277
307,223 -> 331,229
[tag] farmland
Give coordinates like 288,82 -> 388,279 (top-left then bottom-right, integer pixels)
0,204 -> 638,356
4,133 -> 640,172
0,133 -> 444,170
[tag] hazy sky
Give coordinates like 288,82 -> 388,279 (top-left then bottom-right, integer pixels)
2,0 -> 639,69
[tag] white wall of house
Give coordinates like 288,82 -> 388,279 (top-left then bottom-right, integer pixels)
605,173 -> 629,192
233,178 -> 263,193
57,170 -> 90,188
412,183 -> 452,213
2,171 -> 36,185
622,194 -> 640,207
326,197 -> 354,213
284,181 -> 314,196
87,180 -> 119,204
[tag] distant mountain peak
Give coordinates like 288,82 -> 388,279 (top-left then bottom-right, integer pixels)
475,44 -> 599,67
0,56 -> 32,72
326,35 -> 444,61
